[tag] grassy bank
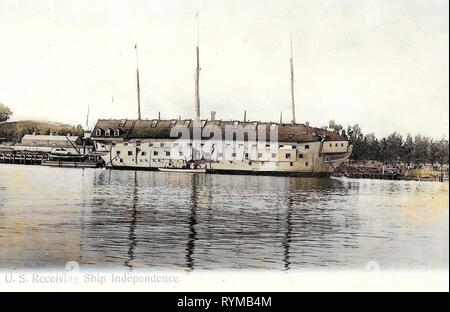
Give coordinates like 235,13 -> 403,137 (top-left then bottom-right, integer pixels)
0,120 -> 83,142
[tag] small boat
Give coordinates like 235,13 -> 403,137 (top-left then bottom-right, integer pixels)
158,167 -> 206,174
41,160 -> 100,168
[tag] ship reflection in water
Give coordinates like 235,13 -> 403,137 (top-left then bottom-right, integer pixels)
0,165 -> 448,270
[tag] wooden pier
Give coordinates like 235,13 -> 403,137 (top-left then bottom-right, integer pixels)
333,163 -> 403,180
0,152 -> 48,165
0,151 -> 103,168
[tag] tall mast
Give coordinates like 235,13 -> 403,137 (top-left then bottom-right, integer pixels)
290,34 -> 296,124
86,105 -> 90,130
135,43 -> 142,120
195,10 -> 201,120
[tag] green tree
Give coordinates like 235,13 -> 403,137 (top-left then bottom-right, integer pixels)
328,119 -> 344,134
365,133 -> 380,161
385,132 -> 404,164
0,103 -> 12,122
413,135 -> 431,165
432,138 -> 449,168
403,134 -> 415,166
346,124 -> 365,160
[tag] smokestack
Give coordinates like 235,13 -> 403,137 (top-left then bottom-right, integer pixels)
158,112 -> 161,120
280,111 -> 283,124
211,111 -> 216,121
244,110 -> 247,122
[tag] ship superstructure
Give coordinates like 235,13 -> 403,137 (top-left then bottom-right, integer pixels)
92,118 -> 351,177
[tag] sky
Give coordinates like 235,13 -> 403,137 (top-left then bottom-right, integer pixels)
0,0 -> 448,138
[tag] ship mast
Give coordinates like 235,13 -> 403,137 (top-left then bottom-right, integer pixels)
290,34 -> 296,124
86,105 -> 90,130
135,43 -> 142,120
195,11 -> 201,120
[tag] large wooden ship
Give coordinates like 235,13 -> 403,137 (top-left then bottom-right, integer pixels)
92,118 -> 351,177
92,20 -> 352,176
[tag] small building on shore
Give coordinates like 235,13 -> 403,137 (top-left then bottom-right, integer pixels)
21,134 -> 82,147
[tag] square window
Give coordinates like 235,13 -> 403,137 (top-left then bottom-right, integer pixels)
258,153 -> 263,158
116,151 -> 120,155
271,153 -> 277,158
298,154 -> 303,158
141,152 -> 146,156
305,145 -> 309,149
249,161 -> 252,165
286,153 -> 291,159
153,151 -> 158,156
128,151 -> 133,156
165,151 -> 170,156
290,162 -> 293,166
306,162 -> 309,166
232,152 -> 236,157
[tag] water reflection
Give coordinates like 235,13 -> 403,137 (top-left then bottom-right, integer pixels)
282,186 -> 293,270
0,165 -> 448,270
125,171 -> 138,269
185,174 -> 198,270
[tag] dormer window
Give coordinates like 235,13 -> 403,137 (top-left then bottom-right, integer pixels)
105,129 -> 111,136
96,129 -> 102,136
114,129 -> 120,136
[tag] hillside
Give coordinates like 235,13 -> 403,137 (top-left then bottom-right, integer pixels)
0,120 -> 84,142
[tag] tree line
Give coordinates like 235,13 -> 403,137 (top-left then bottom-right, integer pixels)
325,120 -> 449,168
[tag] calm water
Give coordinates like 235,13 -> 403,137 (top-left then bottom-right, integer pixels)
0,164 -> 448,270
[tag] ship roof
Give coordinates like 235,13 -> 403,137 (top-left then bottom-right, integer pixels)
92,119 -> 347,142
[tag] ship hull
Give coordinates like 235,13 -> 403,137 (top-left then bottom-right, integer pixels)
101,165 -> 333,177
207,169 -> 332,178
